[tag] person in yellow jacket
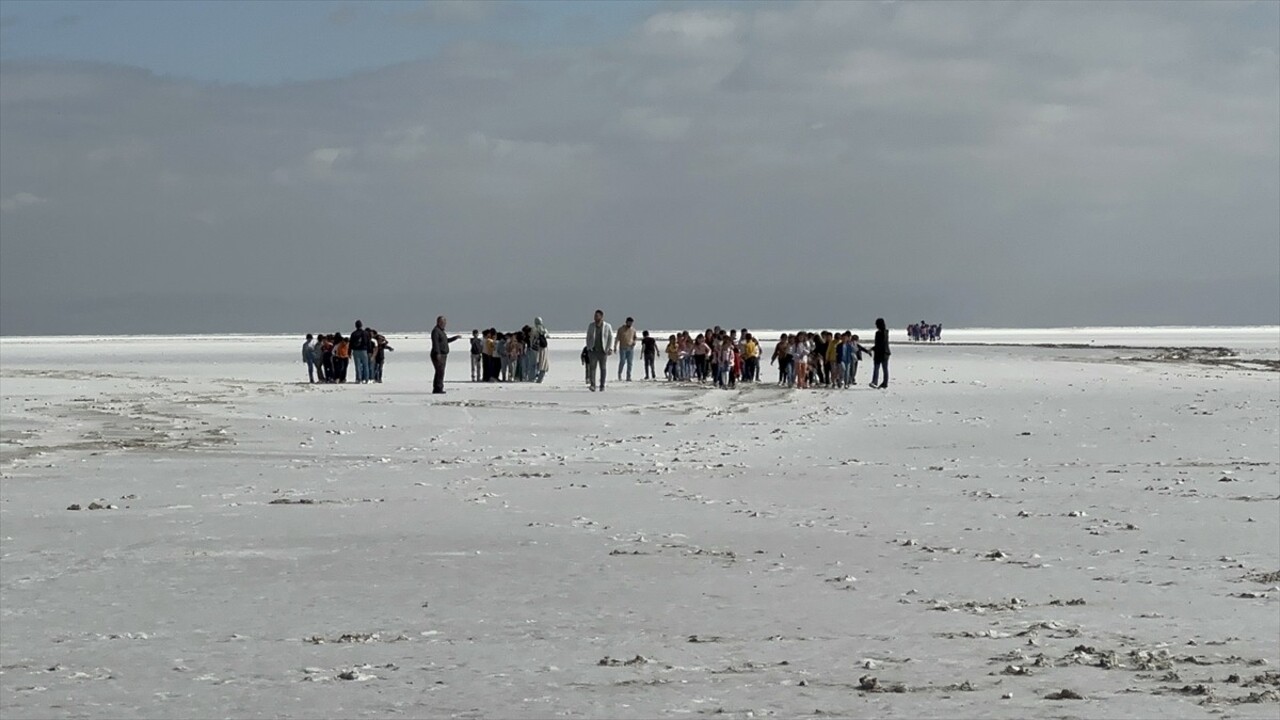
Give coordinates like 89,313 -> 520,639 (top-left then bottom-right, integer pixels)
664,335 -> 680,380
823,331 -> 838,387
742,334 -> 761,382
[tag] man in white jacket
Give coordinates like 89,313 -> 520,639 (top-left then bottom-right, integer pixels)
584,309 -> 614,392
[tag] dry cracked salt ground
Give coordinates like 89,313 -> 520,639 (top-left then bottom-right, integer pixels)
0,329 -> 1277,719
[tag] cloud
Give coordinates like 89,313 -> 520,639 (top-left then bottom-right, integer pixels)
0,192 -> 47,213
0,2 -> 1276,335
397,0 -> 500,26
327,5 -> 358,26
616,106 -> 692,142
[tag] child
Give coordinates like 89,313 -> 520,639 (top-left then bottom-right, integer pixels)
664,335 -> 679,381
793,332 -> 811,389
835,332 -> 851,389
849,333 -> 870,386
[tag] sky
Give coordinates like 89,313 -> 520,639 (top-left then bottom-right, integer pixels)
1,0 -> 1277,335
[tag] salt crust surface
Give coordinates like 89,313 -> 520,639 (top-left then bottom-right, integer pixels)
1,328 -> 1277,718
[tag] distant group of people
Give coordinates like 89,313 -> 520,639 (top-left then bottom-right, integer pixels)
468,319 -> 551,385
302,313 -> 893,392
908,321 -> 942,342
580,311 -> 891,391
302,321 -> 393,384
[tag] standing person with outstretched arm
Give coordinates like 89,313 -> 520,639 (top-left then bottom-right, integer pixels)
871,317 -> 891,389
430,316 -> 461,395
585,309 -> 613,392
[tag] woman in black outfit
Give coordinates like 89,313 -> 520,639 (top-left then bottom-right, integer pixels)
871,318 -> 890,389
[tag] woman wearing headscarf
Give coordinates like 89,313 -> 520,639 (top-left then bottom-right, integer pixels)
533,317 -> 550,383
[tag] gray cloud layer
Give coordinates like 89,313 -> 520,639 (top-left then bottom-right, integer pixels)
1,2 -> 1277,335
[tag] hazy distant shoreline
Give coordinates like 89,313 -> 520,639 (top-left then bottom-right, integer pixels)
3,325 -> 1277,347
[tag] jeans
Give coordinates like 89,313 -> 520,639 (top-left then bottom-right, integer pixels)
643,354 -> 656,379
352,350 -> 371,383
617,347 -> 634,380
871,357 -> 888,387
588,351 -> 608,389
471,354 -> 482,381
305,359 -> 317,383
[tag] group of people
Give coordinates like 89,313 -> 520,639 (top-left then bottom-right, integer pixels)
468,319 -> 551,384
768,329 -> 881,389
303,313 -> 892,392
302,321 -> 393,384
580,311 -> 891,392
908,321 -> 942,342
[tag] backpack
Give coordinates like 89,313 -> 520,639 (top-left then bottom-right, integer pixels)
537,332 -> 548,350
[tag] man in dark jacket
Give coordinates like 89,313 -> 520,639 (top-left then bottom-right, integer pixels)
430,316 -> 461,394
350,320 -> 371,384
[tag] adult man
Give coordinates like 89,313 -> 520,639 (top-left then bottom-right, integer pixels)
615,316 -> 637,381
303,333 -> 317,383
430,316 -> 461,394
350,320 -> 371,384
585,309 -> 614,392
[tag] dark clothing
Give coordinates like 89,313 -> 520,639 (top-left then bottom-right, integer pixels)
431,326 -> 458,355
873,329 -> 890,360
872,357 -> 889,388
483,353 -> 501,382
641,337 -> 658,357
586,350 -> 608,390
431,352 -> 447,393
350,328 -> 369,352
872,328 -> 890,388
470,337 -> 483,355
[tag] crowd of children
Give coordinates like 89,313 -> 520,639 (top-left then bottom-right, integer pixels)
468,319 -> 551,384
577,324 -> 886,391
655,328 -> 766,388
303,317 -> 893,390
302,322 -> 393,384
908,321 -> 942,342
767,330 -> 873,389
